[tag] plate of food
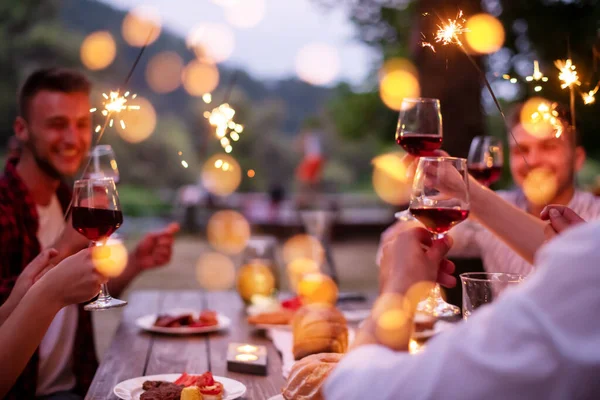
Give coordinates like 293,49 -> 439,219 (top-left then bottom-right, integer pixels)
246,296 -> 302,330
114,372 -> 246,400
136,308 -> 230,335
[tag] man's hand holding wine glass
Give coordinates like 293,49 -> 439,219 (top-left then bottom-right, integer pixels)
380,227 -> 456,297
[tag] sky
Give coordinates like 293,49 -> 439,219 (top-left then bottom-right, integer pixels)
101,0 -> 379,85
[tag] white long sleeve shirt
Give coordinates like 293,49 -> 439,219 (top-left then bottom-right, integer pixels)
325,220 -> 600,400
449,189 -> 600,276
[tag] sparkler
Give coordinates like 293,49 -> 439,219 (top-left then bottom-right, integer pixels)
421,10 -> 543,203
204,102 -> 244,153
530,101 -> 564,138
582,82 -> 599,105
91,91 -> 140,133
555,59 -> 580,130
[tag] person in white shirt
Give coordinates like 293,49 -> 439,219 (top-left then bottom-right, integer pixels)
324,205 -> 600,400
378,101 -> 600,276
0,248 -> 106,399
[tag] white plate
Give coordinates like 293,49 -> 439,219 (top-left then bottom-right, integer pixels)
136,308 -> 231,335
113,374 -> 246,400
342,309 -> 371,323
268,395 -> 284,400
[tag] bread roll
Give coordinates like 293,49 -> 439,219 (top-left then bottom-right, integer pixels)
282,353 -> 342,400
292,304 -> 348,360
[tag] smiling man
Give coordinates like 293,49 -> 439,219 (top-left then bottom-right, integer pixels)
0,68 -> 179,400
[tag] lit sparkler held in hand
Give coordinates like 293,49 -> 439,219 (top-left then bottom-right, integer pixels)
203,102 -> 244,153
90,91 -> 140,132
582,83 -> 599,105
421,11 -> 468,52
555,59 -> 581,89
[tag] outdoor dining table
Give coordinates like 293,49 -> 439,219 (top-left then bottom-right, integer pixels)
85,289 -> 374,400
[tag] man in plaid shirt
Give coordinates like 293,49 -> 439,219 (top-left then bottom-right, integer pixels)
0,68 -> 179,399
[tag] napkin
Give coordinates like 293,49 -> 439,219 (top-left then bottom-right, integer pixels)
268,327 -> 356,379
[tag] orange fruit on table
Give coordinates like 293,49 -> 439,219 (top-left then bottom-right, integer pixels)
236,262 -> 276,303
297,273 -> 338,305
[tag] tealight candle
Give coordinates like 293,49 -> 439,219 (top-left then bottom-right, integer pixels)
235,354 -> 259,362
237,345 -> 258,353
227,342 -> 268,375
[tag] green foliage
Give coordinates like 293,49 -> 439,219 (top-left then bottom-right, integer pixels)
117,184 -> 171,217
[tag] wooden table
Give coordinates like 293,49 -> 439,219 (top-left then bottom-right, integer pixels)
86,290 -> 375,399
85,290 -> 286,399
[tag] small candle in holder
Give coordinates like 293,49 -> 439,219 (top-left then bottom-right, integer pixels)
237,345 -> 258,353
235,353 -> 259,362
227,342 -> 267,375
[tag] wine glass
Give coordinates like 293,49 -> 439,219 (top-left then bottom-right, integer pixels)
86,145 -> 120,183
72,178 -> 126,311
409,157 -> 470,317
395,98 -> 443,156
467,136 -> 503,186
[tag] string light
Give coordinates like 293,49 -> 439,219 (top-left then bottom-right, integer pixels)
91,91 -> 140,132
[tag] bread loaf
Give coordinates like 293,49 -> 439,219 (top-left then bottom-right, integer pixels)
292,304 -> 348,360
282,353 -> 342,400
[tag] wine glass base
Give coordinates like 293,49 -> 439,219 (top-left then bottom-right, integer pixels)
416,297 -> 461,319
84,296 -> 127,311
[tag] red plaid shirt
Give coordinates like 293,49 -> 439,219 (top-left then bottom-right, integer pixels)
0,158 -> 98,399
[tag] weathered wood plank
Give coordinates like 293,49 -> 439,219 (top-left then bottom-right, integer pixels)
85,291 -> 161,400
144,290 -> 210,375
205,290 -> 285,400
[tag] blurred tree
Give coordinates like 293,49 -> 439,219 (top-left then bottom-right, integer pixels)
314,0 -> 600,159
0,0 -> 68,146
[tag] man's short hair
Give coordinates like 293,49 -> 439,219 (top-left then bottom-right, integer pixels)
508,100 -> 580,146
18,68 -> 91,120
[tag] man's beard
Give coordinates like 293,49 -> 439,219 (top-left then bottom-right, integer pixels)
25,137 -> 64,180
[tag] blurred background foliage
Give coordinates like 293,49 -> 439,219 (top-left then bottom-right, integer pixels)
1,0 -> 600,217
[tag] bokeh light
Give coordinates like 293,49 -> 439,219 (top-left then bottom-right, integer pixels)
91,241 -> 128,278
283,234 -> 325,266
116,96 -> 156,143
287,258 -> 320,294
80,31 -> 117,71
297,273 -> 338,305
122,6 -> 162,47
371,152 -> 411,205
295,43 -> 340,86
522,167 -> 558,206
146,51 -> 184,94
196,252 -> 236,290
182,60 -> 220,96
465,13 -> 505,54
236,261 -> 276,302
378,58 -> 420,111
201,154 -> 242,196
207,210 -> 250,254
371,293 -> 411,350
187,23 -> 235,63
247,169 -> 255,178
520,97 -> 562,139
224,0 -> 266,29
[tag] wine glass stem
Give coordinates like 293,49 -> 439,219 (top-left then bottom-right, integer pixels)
430,232 -> 446,299
97,283 -> 112,302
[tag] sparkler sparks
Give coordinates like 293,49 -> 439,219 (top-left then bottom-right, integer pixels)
555,59 -> 581,89
91,91 -> 140,132
204,102 -> 244,152
530,101 -> 564,138
582,82 -> 599,105
422,10 -> 468,52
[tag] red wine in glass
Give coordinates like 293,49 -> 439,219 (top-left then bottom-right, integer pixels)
397,134 -> 442,156
468,164 -> 502,186
410,207 -> 470,234
72,206 -> 123,242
